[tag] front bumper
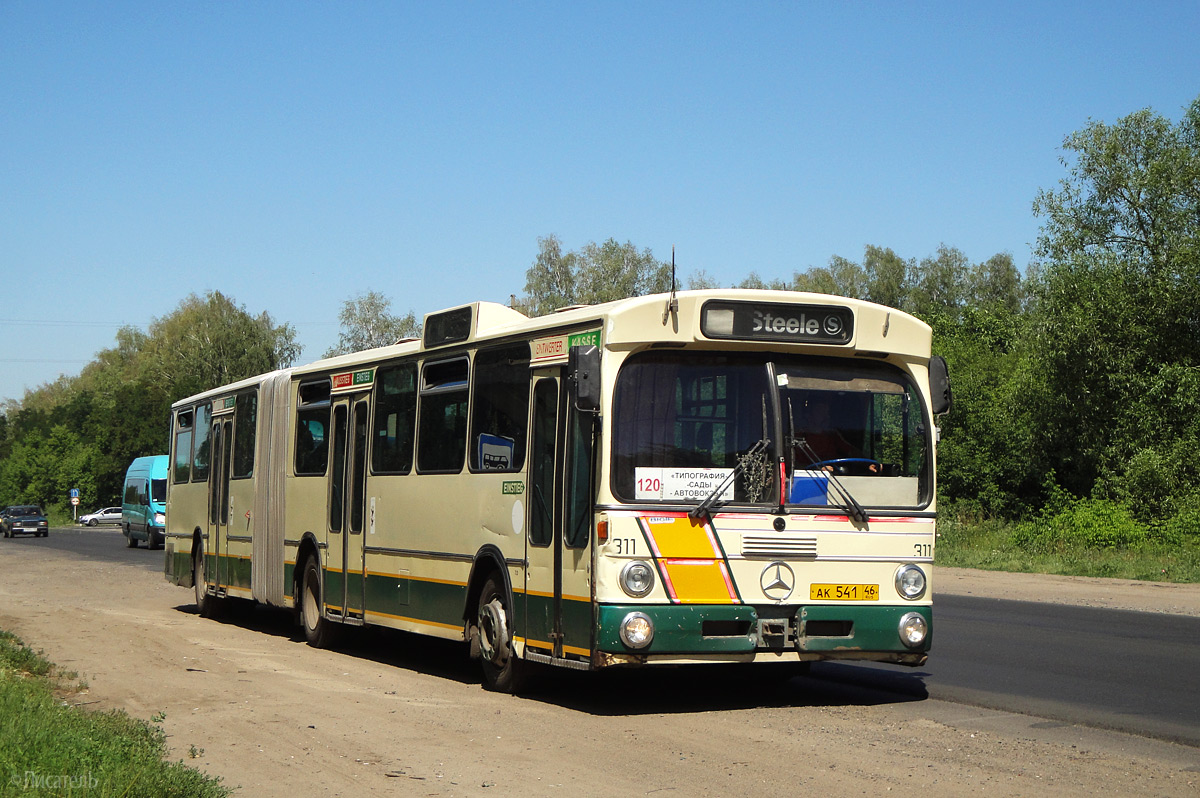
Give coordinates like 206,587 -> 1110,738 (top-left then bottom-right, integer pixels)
596,603 -> 931,664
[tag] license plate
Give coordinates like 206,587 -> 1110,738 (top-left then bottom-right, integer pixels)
810,583 -> 879,601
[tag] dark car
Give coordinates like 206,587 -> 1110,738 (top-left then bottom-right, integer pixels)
1,505 -> 49,538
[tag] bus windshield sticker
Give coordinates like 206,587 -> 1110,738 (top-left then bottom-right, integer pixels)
635,467 -> 734,502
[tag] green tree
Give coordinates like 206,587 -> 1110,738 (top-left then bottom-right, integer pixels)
966,253 -> 1024,314
143,292 -> 300,402
908,244 -> 970,321
686,270 -> 721,289
736,272 -> 788,290
791,255 -> 867,298
0,291 -> 300,511
1030,95 -> 1200,510
862,245 -> 910,308
325,291 -> 421,357
518,235 -> 670,316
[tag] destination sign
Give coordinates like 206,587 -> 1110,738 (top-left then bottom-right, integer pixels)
424,306 -> 473,348
700,300 -> 853,345
531,330 -> 601,366
331,369 -> 375,393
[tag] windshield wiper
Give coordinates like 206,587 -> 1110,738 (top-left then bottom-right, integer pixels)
689,438 -> 770,521
792,438 -> 869,524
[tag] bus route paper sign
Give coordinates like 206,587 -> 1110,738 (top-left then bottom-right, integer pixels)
635,467 -> 733,502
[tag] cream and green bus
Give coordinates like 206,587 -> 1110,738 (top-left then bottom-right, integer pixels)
164,289 -> 951,691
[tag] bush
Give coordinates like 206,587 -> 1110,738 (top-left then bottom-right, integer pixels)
1154,502 -> 1200,545
1011,497 -> 1149,552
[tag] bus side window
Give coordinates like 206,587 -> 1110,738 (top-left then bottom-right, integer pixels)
232,391 -> 257,479
469,344 -> 530,473
417,357 -> 470,473
174,408 -> 193,484
192,403 -> 211,482
372,363 -> 416,474
295,412 -> 330,476
295,379 -> 332,477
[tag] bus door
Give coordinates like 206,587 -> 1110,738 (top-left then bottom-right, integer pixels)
207,414 -> 234,590
525,369 -> 594,661
328,392 -> 371,622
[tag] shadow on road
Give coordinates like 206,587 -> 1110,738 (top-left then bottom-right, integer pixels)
173,599 -> 928,715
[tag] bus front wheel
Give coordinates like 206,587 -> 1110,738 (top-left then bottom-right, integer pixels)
477,574 -> 523,693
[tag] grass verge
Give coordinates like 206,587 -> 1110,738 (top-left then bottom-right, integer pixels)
936,515 -> 1200,582
0,629 -> 229,797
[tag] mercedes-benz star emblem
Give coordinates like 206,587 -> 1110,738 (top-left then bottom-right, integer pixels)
760,562 -> 795,601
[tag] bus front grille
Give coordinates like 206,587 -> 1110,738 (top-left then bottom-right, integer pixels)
741,535 -> 818,559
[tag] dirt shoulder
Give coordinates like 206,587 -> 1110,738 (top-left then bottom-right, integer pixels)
937,566 -> 1200,616
1,538 -> 1197,797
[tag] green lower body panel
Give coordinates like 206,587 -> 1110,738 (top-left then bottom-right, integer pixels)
167,548 -> 190,585
518,590 -> 593,653
596,603 -> 932,657
362,572 -> 466,628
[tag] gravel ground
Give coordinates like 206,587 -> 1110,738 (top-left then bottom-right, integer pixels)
1,541 -> 1197,797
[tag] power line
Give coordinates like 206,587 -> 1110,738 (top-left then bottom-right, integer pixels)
0,359 -> 90,364
0,320 -> 141,328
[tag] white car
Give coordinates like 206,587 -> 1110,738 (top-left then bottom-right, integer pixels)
79,506 -> 121,526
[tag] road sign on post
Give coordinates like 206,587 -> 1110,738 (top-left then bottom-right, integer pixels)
69,488 -> 80,499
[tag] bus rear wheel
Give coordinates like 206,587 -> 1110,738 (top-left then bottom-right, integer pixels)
301,556 -> 338,648
194,547 -> 224,618
125,526 -> 138,548
477,574 -> 523,693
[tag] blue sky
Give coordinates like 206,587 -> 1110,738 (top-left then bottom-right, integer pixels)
2,1 -> 1198,405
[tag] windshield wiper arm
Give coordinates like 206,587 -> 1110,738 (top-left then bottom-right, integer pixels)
689,438 -> 769,521
792,438 -> 869,524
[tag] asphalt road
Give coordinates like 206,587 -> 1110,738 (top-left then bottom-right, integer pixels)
818,595 -> 1200,747
19,525 -> 1200,748
27,524 -> 164,571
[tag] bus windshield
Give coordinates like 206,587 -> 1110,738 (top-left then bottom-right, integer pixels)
611,352 -> 931,510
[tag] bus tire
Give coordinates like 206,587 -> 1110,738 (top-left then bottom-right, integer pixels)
301,556 -> 338,649
477,573 -> 523,693
147,529 -> 159,550
193,547 -> 222,618
125,526 -> 138,548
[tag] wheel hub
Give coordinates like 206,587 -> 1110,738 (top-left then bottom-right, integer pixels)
478,598 -> 510,666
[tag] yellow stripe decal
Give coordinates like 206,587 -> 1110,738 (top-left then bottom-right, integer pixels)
639,514 -> 739,604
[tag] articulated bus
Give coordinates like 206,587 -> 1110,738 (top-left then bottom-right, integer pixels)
164,290 -> 951,691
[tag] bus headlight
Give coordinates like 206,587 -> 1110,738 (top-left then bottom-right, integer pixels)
154,513 -> 167,526
894,564 -> 927,600
619,612 -> 655,649
898,612 -> 928,648
620,561 -> 656,598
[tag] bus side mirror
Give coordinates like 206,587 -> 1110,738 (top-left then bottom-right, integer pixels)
569,345 -> 600,412
929,355 -> 952,415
